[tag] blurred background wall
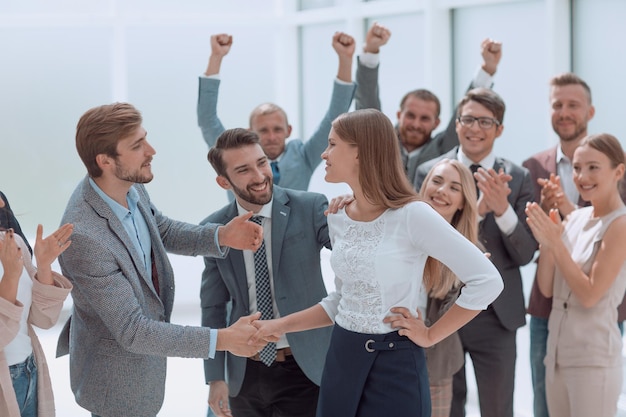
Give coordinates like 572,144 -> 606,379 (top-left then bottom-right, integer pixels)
1,0 -> 624,236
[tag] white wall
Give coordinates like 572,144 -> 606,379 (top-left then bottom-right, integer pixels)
3,0 -> 624,238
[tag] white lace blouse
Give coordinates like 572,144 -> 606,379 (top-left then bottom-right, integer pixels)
319,201 -> 503,334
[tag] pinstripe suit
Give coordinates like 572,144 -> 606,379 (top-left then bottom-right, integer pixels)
56,177 -> 226,417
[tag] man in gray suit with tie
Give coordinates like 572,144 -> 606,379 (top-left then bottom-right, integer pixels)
201,128 -> 332,417
415,88 -> 537,417
57,102 -> 267,417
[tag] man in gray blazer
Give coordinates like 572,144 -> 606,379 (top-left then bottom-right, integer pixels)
197,32 -> 356,193
57,103 -> 267,417
201,128 -> 331,417
355,23 -> 502,182
415,88 -> 537,417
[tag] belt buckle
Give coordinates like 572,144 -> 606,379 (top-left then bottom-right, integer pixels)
365,339 -> 375,353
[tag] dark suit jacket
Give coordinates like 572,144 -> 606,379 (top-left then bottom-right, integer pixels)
57,177 -> 224,417
523,146 -> 626,321
200,186 -> 332,397
416,147 -> 537,331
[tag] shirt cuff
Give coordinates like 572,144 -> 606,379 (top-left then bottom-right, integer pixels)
494,204 -> 517,235
209,328 -> 218,359
214,227 -> 229,257
334,78 -> 353,86
358,52 -> 379,69
201,73 -> 220,80
472,67 -> 495,89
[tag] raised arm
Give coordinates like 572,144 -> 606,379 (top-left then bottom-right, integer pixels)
355,22 -> 391,111
204,34 -> 232,77
197,34 -> 232,147
300,32 -> 357,170
480,38 -> 502,77
333,31 -> 355,83
428,38 -> 503,162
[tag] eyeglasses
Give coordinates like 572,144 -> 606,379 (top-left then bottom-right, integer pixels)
457,115 -> 500,129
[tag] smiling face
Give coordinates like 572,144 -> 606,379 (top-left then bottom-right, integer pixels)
109,127 -> 155,184
321,127 -> 359,186
217,143 -> 273,212
573,144 -> 624,203
422,162 -> 466,223
550,84 -> 595,143
250,111 -> 292,160
396,96 -> 441,152
456,100 -> 504,163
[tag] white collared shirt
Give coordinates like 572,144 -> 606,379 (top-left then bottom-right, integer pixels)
236,198 -> 289,349
556,146 -> 579,205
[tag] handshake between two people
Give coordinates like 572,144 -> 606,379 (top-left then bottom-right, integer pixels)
215,313 -> 284,358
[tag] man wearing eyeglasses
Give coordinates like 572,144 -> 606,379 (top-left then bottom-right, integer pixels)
355,22 -> 503,183
415,87 -> 537,417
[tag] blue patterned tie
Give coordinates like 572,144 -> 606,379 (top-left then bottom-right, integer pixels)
270,161 -> 280,185
250,216 -> 276,366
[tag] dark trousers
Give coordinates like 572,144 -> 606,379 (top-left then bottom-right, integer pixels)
450,307 -> 517,417
230,355 -> 319,417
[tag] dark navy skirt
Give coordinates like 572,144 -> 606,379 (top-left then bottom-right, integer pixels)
316,324 -> 431,417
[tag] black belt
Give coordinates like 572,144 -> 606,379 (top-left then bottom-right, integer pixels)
365,339 -> 415,352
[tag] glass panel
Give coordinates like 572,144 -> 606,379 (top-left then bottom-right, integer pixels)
298,22 -> 349,195
572,0 -> 626,143
0,27 -> 112,230
121,0 -> 273,14
299,0 -> 335,10
363,14 -> 425,123
126,25 -> 276,220
0,0 -> 107,14
452,0 -> 549,164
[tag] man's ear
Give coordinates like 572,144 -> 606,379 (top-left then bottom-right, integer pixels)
587,104 -> 596,122
216,175 -> 232,191
286,124 -> 293,139
494,124 -> 504,139
95,154 -> 112,172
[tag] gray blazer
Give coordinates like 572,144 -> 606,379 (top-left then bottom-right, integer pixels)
415,148 -> 537,331
200,186 -> 332,397
197,77 -> 356,192
57,177 -> 226,417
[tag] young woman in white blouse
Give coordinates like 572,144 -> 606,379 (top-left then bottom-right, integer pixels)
252,109 -> 503,417
0,222 -> 73,417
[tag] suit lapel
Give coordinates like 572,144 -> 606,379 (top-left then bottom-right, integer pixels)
83,180 -> 150,290
546,147 -> 558,174
222,203 -> 249,305
270,188 -> 290,282
136,199 -> 165,301
492,157 -> 505,173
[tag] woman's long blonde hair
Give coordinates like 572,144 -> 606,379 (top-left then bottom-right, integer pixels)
420,159 -> 479,299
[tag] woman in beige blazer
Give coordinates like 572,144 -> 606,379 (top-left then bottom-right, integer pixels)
526,133 -> 626,417
0,220 -> 73,417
